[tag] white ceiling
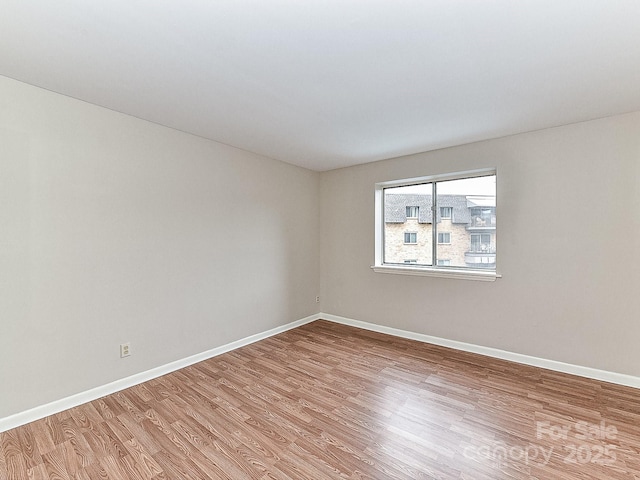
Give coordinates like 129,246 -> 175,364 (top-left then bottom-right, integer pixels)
2,1 -> 639,171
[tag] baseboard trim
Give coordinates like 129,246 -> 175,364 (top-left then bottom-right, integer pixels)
4,311 -> 639,433
0,314 -> 320,433
320,312 -> 640,390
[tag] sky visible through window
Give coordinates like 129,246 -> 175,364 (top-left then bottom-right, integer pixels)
388,175 -> 495,196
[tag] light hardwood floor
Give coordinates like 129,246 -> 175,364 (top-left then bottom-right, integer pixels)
1,320 -> 640,479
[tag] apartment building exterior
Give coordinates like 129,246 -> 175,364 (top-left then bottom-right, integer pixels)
384,194 -> 496,268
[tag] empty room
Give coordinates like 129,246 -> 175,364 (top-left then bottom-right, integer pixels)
1,1 -> 640,479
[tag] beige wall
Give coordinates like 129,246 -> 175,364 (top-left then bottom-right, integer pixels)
320,111 -> 640,376
0,76 -> 320,418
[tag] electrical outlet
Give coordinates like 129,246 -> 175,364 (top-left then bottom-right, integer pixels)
120,343 -> 131,358
315,296 -> 320,303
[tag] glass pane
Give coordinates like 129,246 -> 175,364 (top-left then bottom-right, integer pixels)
406,206 -> 419,218
436,175 -> 496,269
384,183 -> 433,266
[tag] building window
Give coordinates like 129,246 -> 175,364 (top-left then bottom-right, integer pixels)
406,206 -> 419,218
404,232 -> 417,244
404,259 -> 418,264
437,232 -> 451,244
374,169 -> 497,280
470,233 -> 492,252
470,208 -> 496,227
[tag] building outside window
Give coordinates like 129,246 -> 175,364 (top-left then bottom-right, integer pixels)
404,232 -> 417,244
437,232 -> 451,244
406,206 -> 419,218
470,233 -> 492,253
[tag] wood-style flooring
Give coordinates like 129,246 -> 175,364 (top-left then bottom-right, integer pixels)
1,320 -> 640,479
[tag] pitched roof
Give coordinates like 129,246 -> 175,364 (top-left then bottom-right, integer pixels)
384,194 -> 472,224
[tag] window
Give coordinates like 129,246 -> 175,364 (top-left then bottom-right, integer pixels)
406,206 -> 419,218
374,169 -> 497,281
470,234 -> 492,252
437,232 -> 451,244
470,207 -> 496,227
404,232 -> 417,244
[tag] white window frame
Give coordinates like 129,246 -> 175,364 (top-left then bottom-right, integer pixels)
404,232 -> 417,244
406,206 -> 419,218
470,233 -> 492,252
440,207 -> 452,219
437,232 -> 451,244
372,168 -> 500,282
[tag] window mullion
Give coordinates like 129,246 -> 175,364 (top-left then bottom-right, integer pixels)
432,182 -> 437,266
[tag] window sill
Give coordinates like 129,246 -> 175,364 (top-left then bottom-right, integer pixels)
371,265 -> 500,282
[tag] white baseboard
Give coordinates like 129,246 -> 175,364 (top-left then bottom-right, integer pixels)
320,312 -> 640,390
0,314 -> 319,433
4,311 -> 639,433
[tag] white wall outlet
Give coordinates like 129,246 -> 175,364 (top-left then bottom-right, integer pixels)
120,342 -> 131,358
315,296 -> 320,303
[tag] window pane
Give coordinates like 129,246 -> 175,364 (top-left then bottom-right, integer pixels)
404,232 -> 417,244
437,232 -> 450,244
436,175 -> 496,269
406,206 -> 419,218
384,183 -> 433,265
440,207 -> 452,219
